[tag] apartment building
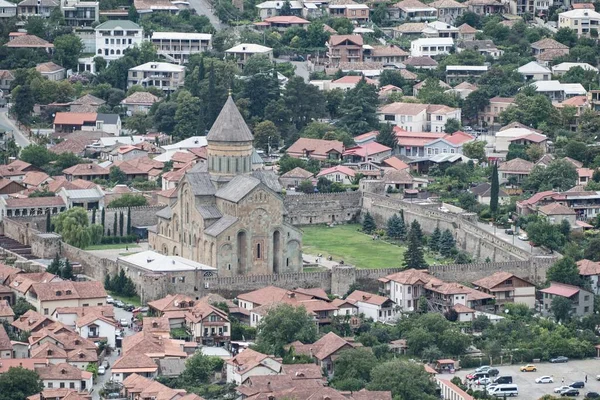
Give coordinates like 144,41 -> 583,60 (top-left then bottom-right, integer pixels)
225,43 -> 273,69
389,0 -> 437,21
472,272 -> 536,309
328,0 -> 369,23
430,0 -> 467,23
559,9 -> 600,37
61,0 -> 98,27
410,37 -> 454,57
127,62 -> 185,93
481,97 -> 514,124
445,65 -> 488,84
326,34 -> 363,65
378,102 -> 462,133
17,0 -> 58,18
150,32 -> 212,64
95,20 -> 143,61
0,0 -> 16,18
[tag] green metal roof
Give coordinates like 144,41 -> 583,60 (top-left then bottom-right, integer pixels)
95,20 -> 141,30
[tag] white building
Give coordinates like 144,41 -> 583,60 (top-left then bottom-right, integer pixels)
378,102 -> 462,133
346,290 -> 398,323
529,80 -> 587,102
559,9 -> 600,37
95,20 -> 143,61
150,32 -> 212,65
225,43 -> 273,69
255,0 -> 302,18
75,314 -> 118,348
516,61 -> 551,81
578,259 -> 600,295
225,348 -> 282,384
410,37 -> 453,57
127,62 -> 185,93
61,0 -> 98,27
0,0 -> 17,18
551,62 -> 599,76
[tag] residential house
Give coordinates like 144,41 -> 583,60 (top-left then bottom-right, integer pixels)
94,20 -> 143,61
410,37 -> 453,57
552,62 -> 598,76
290,332 -> 355,375
279,167 -> 314,189
346,290 -> 398,322
53,112 -> 121,135
481,97 -> 514,125
331,298 -> 359,317
457,39 -> 502,58
184,301 -> 230,346
127,62 -> 185,93
120,373 -> 204,400
26,281 -> 107,316
236,286 -> 327,310
111,352 -> 159,382
379,85 -> 403,100
0,324 -> 10,358
465,0 -> 504,14
423,20 -> 460,38
11,309 -> 58,333
470,182 -> 509,206
379,102 -> 461,133
225,44 -> 273,69
0,300 -> 14,323
74,312 -> 118,348
22,171 -> 52,190
445,65 -> 488,84
35,62 -> 65,81
0,197 -> 66,220
0,178 -> 25,195
430,0 -> 467,23
517,61 -> 552,81
327,0 -> 369,23
559,8 -> 600,37
381,168 -> 429,190
52,305 -> 114,327
4,34 -> 53,51
577,167 -> 594,186
0,160 -> 40,182
392,22 -> 427,38
413,80 -> 451,97
457,23 -> 477,40
472,272 -> 536,309
538,203 -> 577,226
404,56 -> 438,69
287,138 -> 344,160
540,282 -> 594,317
17,0 -> 57,18
327,75 -> 377,91
57,186 -> 105,210
577,259 -> 600,295
390,0 -> 437,21
445,81 -> 478,99
225,348 -> 282,384
63,164 -> 109,181
61,0 -> 98,27
150,32 -> 212,64
259,15 -> 310,30
0,0 -> 16,18
0,70 -> 14,93
255,0 -> 303,18
326,35 -> 363,65
36,363 -> 93,392
498,158 -> 534,184
530,80 -> 587,102
317,165 -> 355,185
364,45 -> 409,64
494,126 -> 547,153
531,38 -> 569,58
343,142 -> 392,163
121,92 -> 159,115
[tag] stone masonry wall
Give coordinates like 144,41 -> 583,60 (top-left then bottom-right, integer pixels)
284,192 -> 361,225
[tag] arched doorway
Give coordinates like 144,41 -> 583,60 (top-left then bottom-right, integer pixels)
237,231 -> 247,275
273,230 -> 281,274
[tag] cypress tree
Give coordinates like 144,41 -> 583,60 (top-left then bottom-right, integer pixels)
404,225 -> 427,269
104,273 -> 112,291
198,56 -> 205,81
62,259 -> 74,280
430,227 -> 441,252
410,220 -> 423,243
362,212 -> 376,234
439,229 -> 456,258
46,212 -> 51,232
126,207 -> 132,236
92,208 -> 96,224
207,62 -> 219,127
101,208 -> 105,229
398,214 -> 406,241
113,213 -> 117,237
490,163 -> 499,216
119,212 -> 124,237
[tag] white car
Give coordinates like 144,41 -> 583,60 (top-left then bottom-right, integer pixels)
518,234 -> 528,241
536,376 -> 554,384
119,318 -> 130,327
554,386 -> 571,393
477,378 -> 492,386
476,366 -> 491,373
106,296 -> 114,304
98,365 -> 106,375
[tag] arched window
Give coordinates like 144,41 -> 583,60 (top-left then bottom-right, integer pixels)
97,49 -> 102,54
116,49 -> 121,55
110,49 -> 114,55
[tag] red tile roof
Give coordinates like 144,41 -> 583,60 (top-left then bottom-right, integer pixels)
540,282 -> 581,298
317,165 -> 356,178
6,35 -> 53,48
578,259 -> 600,276
343,142 -> 391,158
328,34 -> 363,46
264,16 -> 309,24
332,76 -> 377,85
287,138 -> 344,159
54,113 -> 97,125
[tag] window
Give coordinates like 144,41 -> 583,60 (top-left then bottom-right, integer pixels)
223,325 -> 228,332
48,383 -> 53,388
69,383 -> 75,389
44,308 -> 49,315
384,115 -> 395,121
407,300 -> 412,308
256,243 -> 261,259
82,303 -> 89,307
407,286 -> 411,294
60,383 -> 65,388
585,295 -> 590,301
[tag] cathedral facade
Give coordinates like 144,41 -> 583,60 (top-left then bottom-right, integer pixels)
148,97 -> 303,276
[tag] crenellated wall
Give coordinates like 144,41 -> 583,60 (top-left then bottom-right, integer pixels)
284,192 -> 362,225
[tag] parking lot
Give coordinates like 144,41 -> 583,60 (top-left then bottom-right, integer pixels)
456,359 -> 600,398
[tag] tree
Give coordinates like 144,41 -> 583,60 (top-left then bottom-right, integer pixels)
555,27 -> 579,47
283,77 -> 326,130
62,259 -> 74,280
0,367 -> 43,400
52,34 -> 83,70
331,348 -> 378,390
421,345 -> 442,363
546,257 -> 584,287
125,113 -> 152,135
127,207 -> 132,235
404,223 -> 427,269
11,298 -> 36,318
376,123 -> 397,149
52,207 -> 93,249
91,208 -> 96,225
46,212 -> 52,232
444,119 -> 461,134
179,352 -> 224,386
47,254 -> 61,275
101,208 -> 106,230
439,229 -> 456,257
298,180 -> 314,194
174,90 -> 203,138
119,212 -> 124,237
339,78 -> 379,135
109,166 -> 127,184
367,360 -> 438,400
362,212 -> 376,234
490,163 -> 499,215
409,220 -> 423,243
387,214 -> 402,239
551,296 -> 573,323
24,17 -> 47,38
113,212 -> 117,238
429,227 -> 441,252
108,194 -> 147,208
19,144 -> 55,168
462,140 -> 486,162
524,159 -> 578,192
253,120 -> 280,153
500,93 -> 557,128
256,304 -> 317,356
527,220 -> 566,253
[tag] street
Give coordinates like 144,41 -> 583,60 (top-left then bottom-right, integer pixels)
475,221 -> 546,256
0,108 -> 30,147
186,0 -> 225,30
92,306 -> 134,400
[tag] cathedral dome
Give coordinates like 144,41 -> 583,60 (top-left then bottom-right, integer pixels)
206,96 -> 254,143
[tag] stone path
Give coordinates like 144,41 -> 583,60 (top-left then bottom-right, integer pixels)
303,253 -> 341,270
86,242 -> 149,261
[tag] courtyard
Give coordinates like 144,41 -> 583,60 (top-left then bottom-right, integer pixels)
302,224 -> 445,269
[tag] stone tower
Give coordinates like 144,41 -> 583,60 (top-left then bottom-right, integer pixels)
206,96 -> 254,185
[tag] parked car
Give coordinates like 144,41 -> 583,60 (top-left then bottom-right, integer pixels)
555,386 -> 572,393
463,126 -> 473,132
487,368 -> 500,377
505,229 -> 515,235
291,55 -> 305,61
114,300 -> 125,308
476,366 -> 492,373
120,318 -> 130,327
586,392 -> 600,399
477,378 -> 492,386
98,365 -> 106,375
520,365 -> 537,372
518,234 -> 528,241
106,296 -> 114,304
124,304 -> 135,312
536,376 -> 554,384
550,356 -> 569,363
562,388 -> 580,397
571,382 -> 585,389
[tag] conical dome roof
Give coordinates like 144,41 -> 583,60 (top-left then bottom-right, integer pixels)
206,96 -> 254,142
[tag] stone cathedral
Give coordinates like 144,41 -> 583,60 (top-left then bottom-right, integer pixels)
148,96 -> 303,276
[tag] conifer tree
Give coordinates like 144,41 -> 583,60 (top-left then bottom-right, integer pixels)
46,212 -> 52,232
410,220 -> 423,242
430,227 -> 441,252
490,163 -> 499,216
119,212 -> 124,237
62,259 -> 74,280
404,224 -> 427,269
47,254 -> 61,275
439,229 -> 456,258
387,214 -> 400,239
126,207 -> 132,236
397,213 -> 406,241
101,208 -> 105,230
362,212 -> 376,234
92,208 -> 96,224
113,213 -> 117,237
104,273 -> 112,291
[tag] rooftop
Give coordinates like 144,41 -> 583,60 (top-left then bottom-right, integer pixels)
118,250 -> 216,272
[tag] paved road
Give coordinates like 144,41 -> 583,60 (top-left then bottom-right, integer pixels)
0,108 -> 30,147
87,242 -> 148,262
187,0 -> 225,30
475,221 -> 547,255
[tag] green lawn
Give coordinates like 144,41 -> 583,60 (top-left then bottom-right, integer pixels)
86,243 -> 140,250
302,224 -> 444,269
